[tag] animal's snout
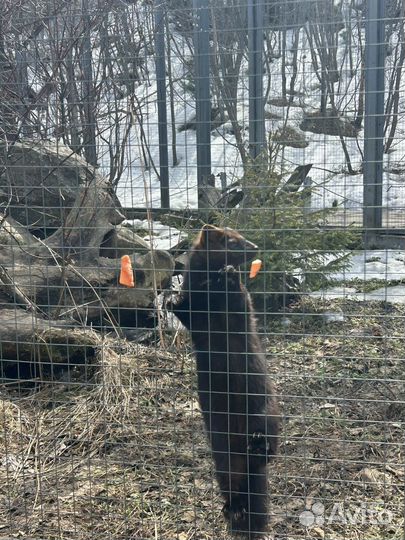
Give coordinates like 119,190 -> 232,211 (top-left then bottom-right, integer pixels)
245,240 -> 258,253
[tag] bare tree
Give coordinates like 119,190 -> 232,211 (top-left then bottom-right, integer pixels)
0,0 -> 156,188
167,28 -> 179,166
210,0 -> 248,164
384,2 -> 405,153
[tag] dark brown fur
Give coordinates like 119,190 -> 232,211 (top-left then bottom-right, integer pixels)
169,225 -> 279,539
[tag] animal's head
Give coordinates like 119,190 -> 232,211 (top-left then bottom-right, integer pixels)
194,224 -> 258,268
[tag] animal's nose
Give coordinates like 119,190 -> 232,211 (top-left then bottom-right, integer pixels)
246,240 -> 258,252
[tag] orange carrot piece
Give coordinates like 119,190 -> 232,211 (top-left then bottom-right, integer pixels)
249,259 -> 262,279
119,255 -> 135,288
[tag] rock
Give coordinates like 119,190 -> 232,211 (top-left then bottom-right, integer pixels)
300,110 -> 359,138
0,141 -> 95,230
265,110 -> 282,120
174,252 -> 188,273
321,310 -> 345,323
280,317 -> 293,328
268,97 -> 292,107
100,224 -> 149,258
273,126 -> 309,148
385,401 -> 405,421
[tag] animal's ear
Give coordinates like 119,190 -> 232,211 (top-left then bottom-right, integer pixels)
197,224 -> 223,247
201,224 -> 217,232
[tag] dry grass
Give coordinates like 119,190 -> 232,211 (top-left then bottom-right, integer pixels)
269,298 -> 405,540
0,298 -> 404,539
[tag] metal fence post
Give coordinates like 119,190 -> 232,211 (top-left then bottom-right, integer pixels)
81,0 -> 97,167
193,0 -> 211,210
363,0 -> 385,244
154,0 -> 170,210
248,0 -> 265,160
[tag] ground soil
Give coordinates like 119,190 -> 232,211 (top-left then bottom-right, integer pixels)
0,297 -> 403,539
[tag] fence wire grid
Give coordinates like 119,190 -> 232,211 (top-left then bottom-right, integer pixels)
0,0 -> 404,539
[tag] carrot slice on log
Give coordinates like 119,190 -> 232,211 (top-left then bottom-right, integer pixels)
119,255 -> 135,288
249,259 -> 262,279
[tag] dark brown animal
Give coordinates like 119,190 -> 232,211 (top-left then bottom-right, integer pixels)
169,224 -> 279,539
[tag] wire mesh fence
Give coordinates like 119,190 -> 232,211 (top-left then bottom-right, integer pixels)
0,0 -> 404,539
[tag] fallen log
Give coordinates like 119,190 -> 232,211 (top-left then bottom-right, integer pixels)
0,143 -> 175,372
0,308 -> 100,374
0,171 -> 174,322
0,249 -> 173,322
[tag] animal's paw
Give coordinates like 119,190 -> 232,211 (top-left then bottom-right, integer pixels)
223,501 -> 247,523
223,264 -> 237,274
248,431 -> 271,457
165,299 -> 177,312
165,291 -> 187,312
217,265 -> 240,288
232,507 -> 247,523
164,290 -> 178,312
218,265 -> 237,276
